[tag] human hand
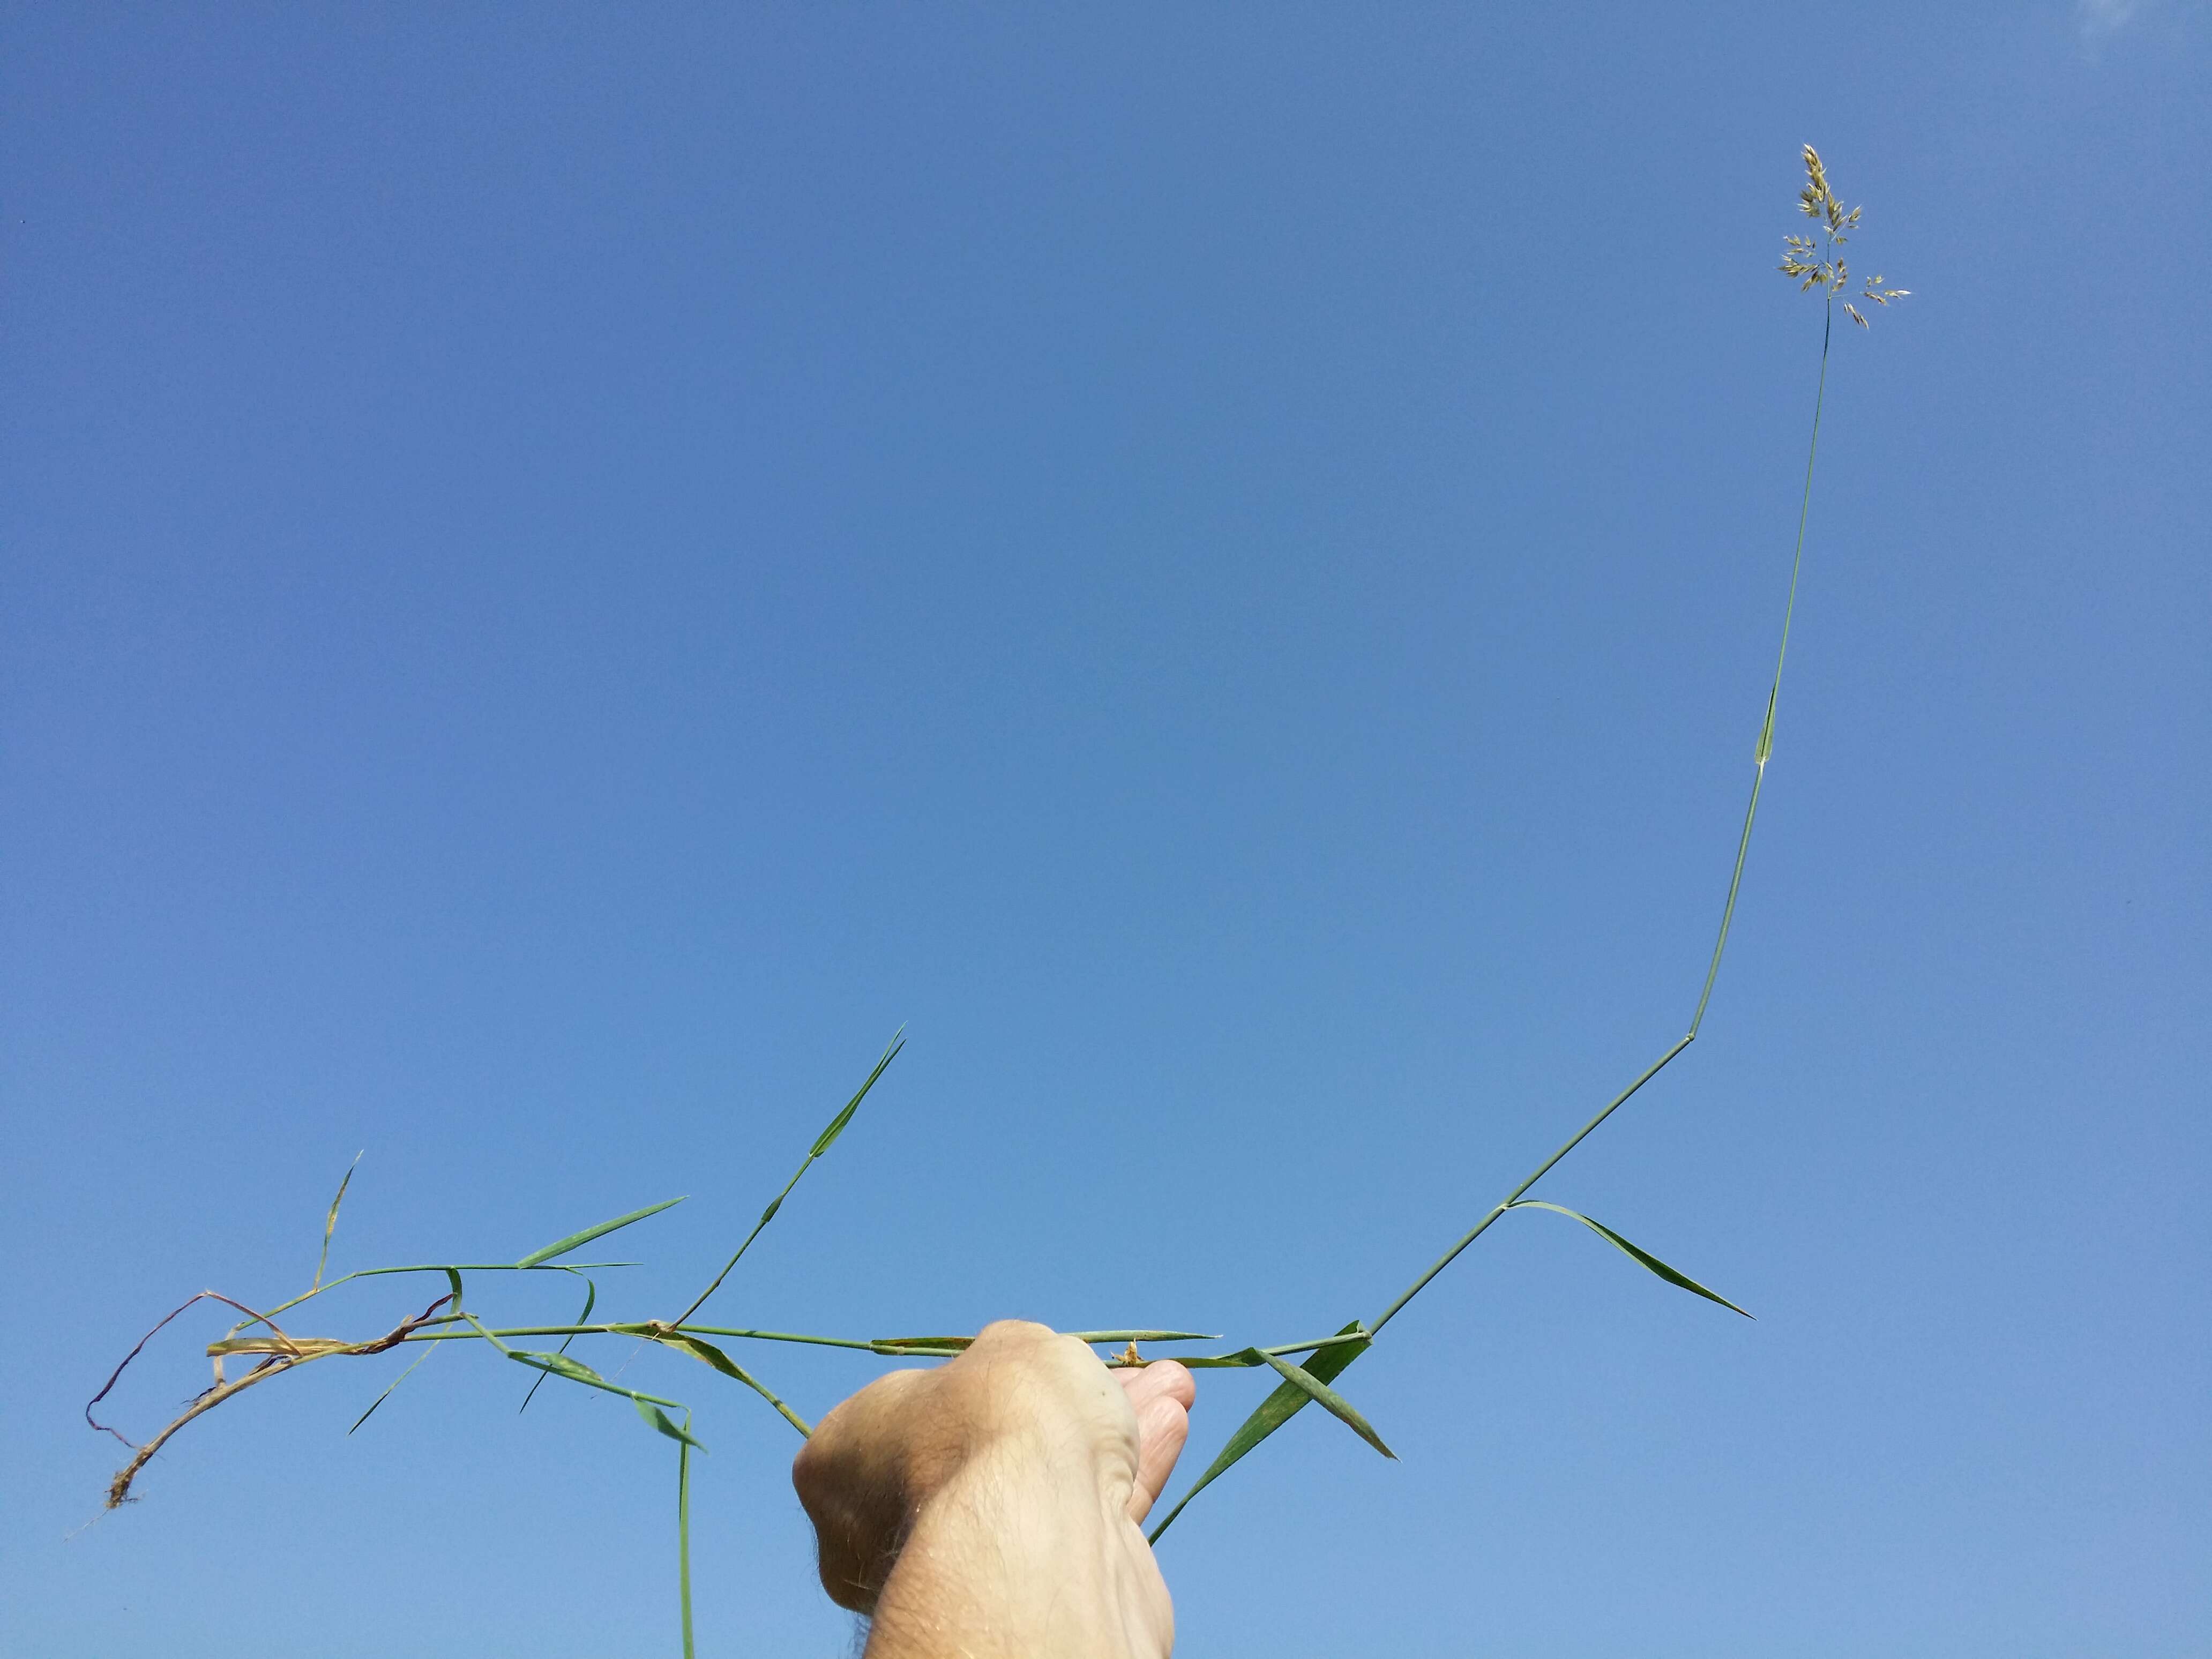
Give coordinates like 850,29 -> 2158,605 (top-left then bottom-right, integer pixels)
792,1320 -> 1197,1658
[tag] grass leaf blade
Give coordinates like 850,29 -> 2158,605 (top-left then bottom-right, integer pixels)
512,1349 -> 610,1387
507,1347 -> 707,1448
520,1274 -> 597,1414
313,1152 -> 363,1292
1506,1201 -> 1752,1317
649,1332 -> 814,1437
634,1396 -> 706,1450
1148,1320 -> 1369,1543
514,1197 -> 686,1269
1249,1349 -> 1395,1460
671,1032 -> 907,1326
348,1340 -> 439,1434
810,1030 -> 905,1156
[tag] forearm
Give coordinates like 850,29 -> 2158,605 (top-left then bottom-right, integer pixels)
865,1440 -> 1171,1659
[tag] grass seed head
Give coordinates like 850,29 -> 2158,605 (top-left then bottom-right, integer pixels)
1780,146 -> 1907,328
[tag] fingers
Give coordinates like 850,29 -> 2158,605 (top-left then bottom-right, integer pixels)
1115,1358 -> 1197,1415
1114,1361 -> 1194,1522
1127,1393 -> 1190,1522
796,1324 -> 1200,1611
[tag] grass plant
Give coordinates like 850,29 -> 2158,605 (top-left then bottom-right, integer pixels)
88,148 -> 1904,1654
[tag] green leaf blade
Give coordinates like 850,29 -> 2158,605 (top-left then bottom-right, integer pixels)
348,1340 -> 440,1434
509,1346 -> 709,1448
668,1033 -> 907,1328
313,1152 -> 363,1292
1148,1320 -> 1370,1543
655,1333 -> 748,1381
634,1396 -> 706,1449
647,1332 -> 813,1437
515,1196 -> 686,1269
1506,1201 -> 1752,1317
1250,1349 -> 1395,1460
511,1349 -> 609,1386
870,1334 -> 973,1352
520,1274 -> 598,1414
809,1031 -> 905,1157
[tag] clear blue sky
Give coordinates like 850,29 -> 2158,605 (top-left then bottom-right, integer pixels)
5,6 -> 2205,1655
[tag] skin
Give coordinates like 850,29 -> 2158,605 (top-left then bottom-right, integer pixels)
793,1320 -> 1198,1659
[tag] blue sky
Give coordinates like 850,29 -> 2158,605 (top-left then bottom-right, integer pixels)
4,5 -> 2206,1655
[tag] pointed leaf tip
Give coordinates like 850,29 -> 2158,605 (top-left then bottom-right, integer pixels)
1506,1201 -> 1753,1317
808,1034 -> 906,1157
1147,1319 -> 1371,1544
515,1195 -> 686,1268
634,1396 -> 706,1450
1251,1349 -> 1395,1460
513,1349 -> 610,1385
648,1332 -> 814,1438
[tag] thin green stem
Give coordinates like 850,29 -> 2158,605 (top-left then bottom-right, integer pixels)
1367,1034 -> 1693,1336
1365,298 -> 1837,1341
671,1033 -> 903,1328
1691,295 -> 1830,1036
518,1271 -> 597,1415
459,1310 -> 515,1358
733,1370 -> 813,1438
393,1320 -> 1214,1354
392,1322 -> 886,1351
1257,1332 -> 1375,1358
672,1164 -> 814,1330
681,1324 -> 885,1351
677,1437 -> 695,1659
1171,1332 -> 1379,1367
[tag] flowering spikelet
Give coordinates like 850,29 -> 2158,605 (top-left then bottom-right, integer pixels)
1778,145 -> 1908,326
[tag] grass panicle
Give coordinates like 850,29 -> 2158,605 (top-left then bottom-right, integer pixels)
1780,144 -> 1909,329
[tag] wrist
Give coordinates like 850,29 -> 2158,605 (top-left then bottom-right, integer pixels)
869,1432 -> 1167,1659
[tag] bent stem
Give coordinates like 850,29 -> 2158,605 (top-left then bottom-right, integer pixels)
1152,288 -> 1842,1544
1378,297 -> 1834,1340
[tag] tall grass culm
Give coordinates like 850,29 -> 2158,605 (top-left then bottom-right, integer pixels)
87,147 -> 1907,1655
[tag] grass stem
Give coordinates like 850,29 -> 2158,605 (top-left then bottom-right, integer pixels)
1369,296 -> 1839,1341
1691,297 -> 1831,1038
677,1438 -> 695,1659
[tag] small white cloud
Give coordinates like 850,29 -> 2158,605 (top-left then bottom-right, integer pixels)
2078,0 -> 2147,34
